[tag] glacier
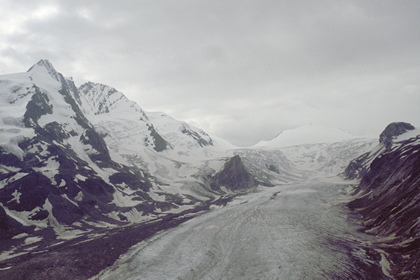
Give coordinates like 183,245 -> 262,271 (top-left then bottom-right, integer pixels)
94,179 -> 385,280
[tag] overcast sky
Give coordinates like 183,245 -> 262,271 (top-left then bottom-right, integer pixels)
1,0 -> 419,146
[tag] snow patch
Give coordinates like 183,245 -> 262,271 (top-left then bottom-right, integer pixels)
24,236 -> 43,245
8,189 -> 22,204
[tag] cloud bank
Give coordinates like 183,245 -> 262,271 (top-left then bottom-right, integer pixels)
1,0 -> 419,146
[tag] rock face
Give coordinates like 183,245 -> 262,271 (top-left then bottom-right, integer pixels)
211,155 -> 255,191
346,123 -> 419,279
379,122 -> 415,149
345,122 -> 415,180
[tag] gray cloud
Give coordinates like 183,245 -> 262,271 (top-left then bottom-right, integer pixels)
1,0 -> 419,146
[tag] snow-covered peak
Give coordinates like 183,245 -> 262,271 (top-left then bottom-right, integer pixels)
27,59 -> 61,82
78,82 -> 147,118
147,111 -> 214,147
254,124 -> 359,148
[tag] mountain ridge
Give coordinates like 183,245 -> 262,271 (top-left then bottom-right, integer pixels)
1,60 -> 415,280
0,60 -> 246,245
345,122 -> 419,279
254,124 -> 366,148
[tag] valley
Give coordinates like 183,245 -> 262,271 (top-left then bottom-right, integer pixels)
0,60 -> 418,279
95,178 -> 386,280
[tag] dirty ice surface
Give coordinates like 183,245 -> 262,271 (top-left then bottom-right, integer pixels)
95,178 -> 384,280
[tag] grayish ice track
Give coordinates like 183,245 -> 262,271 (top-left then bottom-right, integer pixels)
95,179 -> 385,280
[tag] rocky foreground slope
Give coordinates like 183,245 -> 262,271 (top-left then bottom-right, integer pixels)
345,122 -> 419,279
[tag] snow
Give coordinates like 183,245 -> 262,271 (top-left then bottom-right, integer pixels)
395,127 -> 420,142
43,198 -> 65,234
0,204 -> 49,229
78,82 -> 147,117
254,124 -> 359,148
74,191 -> 83,201
0,172 -> 29,187
8,189 -> 22,204
24,236 -> 43,245
112,191 -> 142,207
75,174 -> 88,182
11,233 -> 29,239
377,249 -> 393,278
0,249 -> 27,262
33,156 -> 60,184
56,228 -> 87,240
0,72 -> 38,160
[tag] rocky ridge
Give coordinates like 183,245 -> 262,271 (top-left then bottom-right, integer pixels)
345,122 -> 419,279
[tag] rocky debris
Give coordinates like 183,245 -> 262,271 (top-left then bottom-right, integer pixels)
0,215 -> 193,280
0,196 -> 234,280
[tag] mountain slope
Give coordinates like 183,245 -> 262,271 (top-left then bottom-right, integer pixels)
0,60 -> 250,252
345,122 -> 416,179
77,82 -> 168,153
0,60 -> 239,261
0,60 -> 159,240
346,123 -> 420,279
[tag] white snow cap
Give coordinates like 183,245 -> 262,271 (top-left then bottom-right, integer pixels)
255,124 -> 359,148
27,59 -> 61,82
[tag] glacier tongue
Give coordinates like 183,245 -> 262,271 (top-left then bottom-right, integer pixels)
96,180 -> 386,280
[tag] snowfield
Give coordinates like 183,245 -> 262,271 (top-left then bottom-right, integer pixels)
94,178 -> 385,280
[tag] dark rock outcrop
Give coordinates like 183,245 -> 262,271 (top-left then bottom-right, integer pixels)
345,122 -> 415,180
147,124 -> 168,152
210,155 -> 255,191
379,122 -> 415,149
0,206 -> 30,239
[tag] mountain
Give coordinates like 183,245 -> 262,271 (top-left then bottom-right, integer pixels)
254,124 -> 357,148
0,59 -> 241,251
345,122 -> 419,279
77,81 -> 218,155
345,122 -> 416,179
1,60 -> 411,279
252,125 -> 376,179
0,60 -> 375,239
0,60 -> 153,238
